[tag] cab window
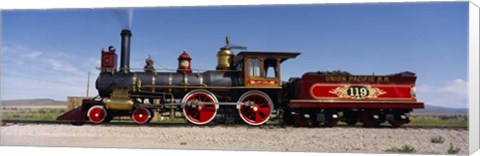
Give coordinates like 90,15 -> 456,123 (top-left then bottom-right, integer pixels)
264,59 -> 278,78
248,59 -> 261,77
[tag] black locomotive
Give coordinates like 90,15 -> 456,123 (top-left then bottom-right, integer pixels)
58,29 -> 423,127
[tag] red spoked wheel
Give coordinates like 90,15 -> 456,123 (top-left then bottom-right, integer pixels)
238,90 -> 273,126
132,107 -> 152,124
87,105 -> 107,124
182,90 -> 218,125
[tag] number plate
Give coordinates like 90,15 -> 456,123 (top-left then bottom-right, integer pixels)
329,85 -> 386,99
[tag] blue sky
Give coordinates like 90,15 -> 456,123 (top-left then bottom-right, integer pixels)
1,2 -> 468,108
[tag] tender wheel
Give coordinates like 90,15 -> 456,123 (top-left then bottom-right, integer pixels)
343,110 -> 360,126
361,111 -> 382,127
323,112 -> 339,127
324,119 -> 339,127
309,113 -> 320,127
292,114 -> 311,127
389,112 -> 408,127
87,105 -> 107,124
182,90 -> 218,125
389,120 -> 405,128
282,109 -> 294,125
132,107 -> 152,124
238,90 -> 273,126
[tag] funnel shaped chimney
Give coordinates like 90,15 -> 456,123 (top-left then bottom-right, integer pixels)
120,29 -> 132,72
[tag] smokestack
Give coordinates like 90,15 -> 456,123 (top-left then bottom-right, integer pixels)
120,29 -> 132,73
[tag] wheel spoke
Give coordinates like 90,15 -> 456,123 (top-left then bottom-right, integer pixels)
255,111 -> 263,123
248,110 -> 255,119
257,108 -> 270,116
199,108 -> 215,122
192,109 -> 200,119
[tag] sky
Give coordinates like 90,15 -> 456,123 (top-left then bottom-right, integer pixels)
1,2 -> 469,108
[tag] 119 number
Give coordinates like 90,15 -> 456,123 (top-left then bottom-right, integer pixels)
347,86 -> 369,98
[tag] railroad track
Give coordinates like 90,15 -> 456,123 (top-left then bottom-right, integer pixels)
1,119 -> 467,130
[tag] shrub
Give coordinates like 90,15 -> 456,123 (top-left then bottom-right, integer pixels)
447,143 -> 461,154
431,136 -> 444,144
385,145 -> 416,153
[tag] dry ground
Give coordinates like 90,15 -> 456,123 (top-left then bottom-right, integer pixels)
0,123 -> 468,155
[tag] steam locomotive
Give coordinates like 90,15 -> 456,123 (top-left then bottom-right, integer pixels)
57,29 -> 424,127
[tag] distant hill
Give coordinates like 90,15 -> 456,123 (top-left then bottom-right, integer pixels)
1,98 -> 66,107
416,104 -> 468,113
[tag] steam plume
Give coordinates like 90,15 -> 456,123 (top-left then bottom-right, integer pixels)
113,8 -> 134,29
128,8 -> 133,29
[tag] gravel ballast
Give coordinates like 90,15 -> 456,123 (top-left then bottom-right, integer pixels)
0,124 -> 468,154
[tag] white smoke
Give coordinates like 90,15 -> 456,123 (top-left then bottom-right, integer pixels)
128,8 -> 134,29
113,8 -> 134,29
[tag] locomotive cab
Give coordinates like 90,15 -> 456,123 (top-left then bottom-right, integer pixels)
234,52 -> 300,87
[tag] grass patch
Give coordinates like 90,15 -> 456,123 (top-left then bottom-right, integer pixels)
409,112 -> 467,127
447,143 -> 461,154
409,118 -> 467,127
385,145 -> 416,153
431,136 -> 445,144
1,108 -> 66,121
266,118 -> 282,125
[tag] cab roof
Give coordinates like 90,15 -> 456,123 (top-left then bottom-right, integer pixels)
235,51 -> 301,63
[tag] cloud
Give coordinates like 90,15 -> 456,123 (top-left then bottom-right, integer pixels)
25,51 -> 42,59
43,58 -> 82,73
416,79 -> 468,109
1,43 -> 97,101
3,46 -> 10,53
438,79 -> 468,97
416,84 -> 430,93
87,57 -> 101,68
